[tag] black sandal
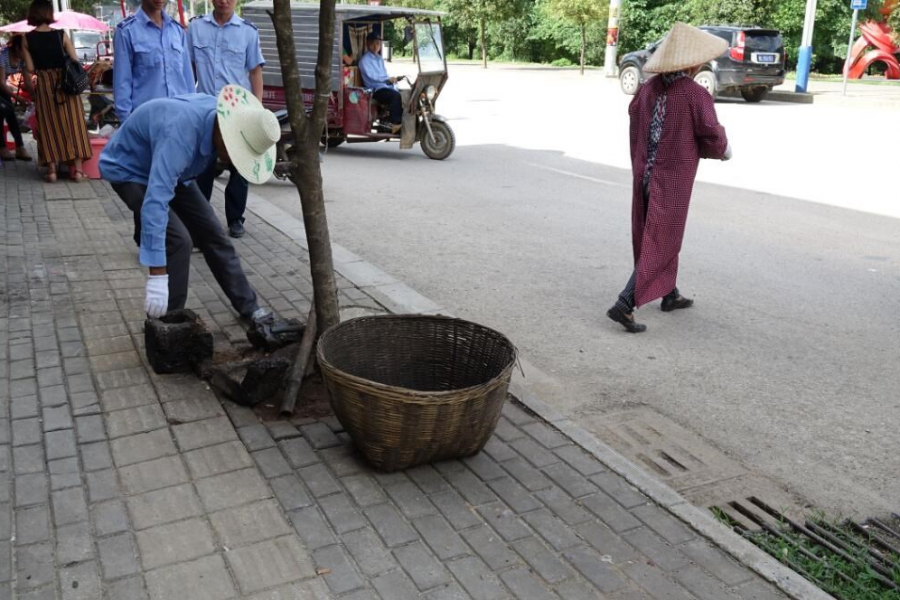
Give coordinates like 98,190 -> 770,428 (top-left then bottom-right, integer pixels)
606,306 -> 647,333
661,289 -> 693,312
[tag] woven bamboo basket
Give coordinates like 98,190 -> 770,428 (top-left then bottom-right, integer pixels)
317,315 -> 517,472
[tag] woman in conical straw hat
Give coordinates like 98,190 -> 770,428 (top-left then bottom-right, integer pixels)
607,23 -> 733,333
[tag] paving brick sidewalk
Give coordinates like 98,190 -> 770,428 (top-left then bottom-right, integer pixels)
0,157 -> 790,600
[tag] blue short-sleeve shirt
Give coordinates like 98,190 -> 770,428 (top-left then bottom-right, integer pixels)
113,8 -> 196,121
187,13 -> 264,96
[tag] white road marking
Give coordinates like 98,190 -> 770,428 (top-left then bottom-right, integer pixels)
527,163 -> 630,189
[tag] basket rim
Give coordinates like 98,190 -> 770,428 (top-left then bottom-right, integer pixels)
316,314 -> 518,399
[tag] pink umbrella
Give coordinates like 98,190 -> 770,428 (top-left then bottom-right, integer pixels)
1,10 -> 110,33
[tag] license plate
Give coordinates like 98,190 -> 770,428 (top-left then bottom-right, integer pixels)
753,53 -> 778,64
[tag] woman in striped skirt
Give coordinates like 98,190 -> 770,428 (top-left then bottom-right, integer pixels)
21,0 -> 91,183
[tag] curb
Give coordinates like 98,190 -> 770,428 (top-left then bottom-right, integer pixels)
241,186 -> 833,600
718,89 -> 814,104
765,91 -> 814,104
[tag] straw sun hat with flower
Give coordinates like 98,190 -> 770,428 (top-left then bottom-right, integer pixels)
216,85 -> 281,185
643,23 -> 728,74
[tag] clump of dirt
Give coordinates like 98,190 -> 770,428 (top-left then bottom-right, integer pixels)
252,372 -> 334,422
147,311 -> 330,420
145,309 -> 214,374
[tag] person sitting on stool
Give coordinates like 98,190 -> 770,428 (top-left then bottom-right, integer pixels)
358,31 -> 402,134
99,85 -> 280,325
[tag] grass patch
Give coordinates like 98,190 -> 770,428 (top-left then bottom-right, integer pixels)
716,510 -> 900,600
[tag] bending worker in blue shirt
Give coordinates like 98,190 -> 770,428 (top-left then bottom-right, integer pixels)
99,86 -> 280,324
188,0 -> 265,239
358,32 -> 402,133
113,0 -> 196,248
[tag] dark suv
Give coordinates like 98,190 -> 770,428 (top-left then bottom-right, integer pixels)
618,26 -> 786,102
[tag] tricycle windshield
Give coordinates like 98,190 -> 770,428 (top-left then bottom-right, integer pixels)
415,21 -> 445,74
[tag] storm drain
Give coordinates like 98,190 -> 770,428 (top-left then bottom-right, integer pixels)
714,498 -> 900,599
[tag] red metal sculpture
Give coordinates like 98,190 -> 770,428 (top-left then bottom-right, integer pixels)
846,0 -> 900,79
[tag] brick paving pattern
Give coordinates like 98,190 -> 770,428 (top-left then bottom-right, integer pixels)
0,157 -> 789,599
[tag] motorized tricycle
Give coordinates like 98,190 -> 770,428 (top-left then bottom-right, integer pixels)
242,2 -> 455,180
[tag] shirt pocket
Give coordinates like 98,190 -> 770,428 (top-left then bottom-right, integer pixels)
169,37 -> 185,58
223,44 -> 245,70
132,41 -> 162,73
192,40 -> 213,64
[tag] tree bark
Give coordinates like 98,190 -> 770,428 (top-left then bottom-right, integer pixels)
580,22 -> 586,76
480,16 -> 487,68
270,0 -> 340,335
280,304 -> 317,416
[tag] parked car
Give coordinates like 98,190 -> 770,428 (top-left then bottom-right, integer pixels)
618,26 -> 786,103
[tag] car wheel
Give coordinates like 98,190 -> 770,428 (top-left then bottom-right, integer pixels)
740,86 -> 768,103
693,70 -> 717,97
619,66 -> 641,95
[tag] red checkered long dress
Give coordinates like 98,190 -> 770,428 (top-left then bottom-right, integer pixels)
628,76 -> 728,308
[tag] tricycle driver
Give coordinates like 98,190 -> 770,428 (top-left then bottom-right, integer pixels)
358,31 -> 403,133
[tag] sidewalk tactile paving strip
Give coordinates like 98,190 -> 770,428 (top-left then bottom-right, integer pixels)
0,157 -> 789,598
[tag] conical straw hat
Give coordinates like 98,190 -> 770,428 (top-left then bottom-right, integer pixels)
643,23 -> 728,74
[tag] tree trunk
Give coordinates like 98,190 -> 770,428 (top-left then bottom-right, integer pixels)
467,38 -> 476,60
580,22 -> 586,76
269,0 -> 340,334
480,16 -> 487,68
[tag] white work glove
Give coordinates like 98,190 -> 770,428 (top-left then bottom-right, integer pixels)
722,142 -> 733,161
144,275 -> 169,318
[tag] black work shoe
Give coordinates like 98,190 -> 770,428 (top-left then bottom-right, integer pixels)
246,308 -> 304,351
661,290 -> 694,312
249,307 -> 274,326
606,306 -> 647,333
228,221 -> 245,238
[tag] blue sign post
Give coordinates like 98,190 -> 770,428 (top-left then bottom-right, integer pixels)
796,0 -> 818,93
843,0 -> 865,94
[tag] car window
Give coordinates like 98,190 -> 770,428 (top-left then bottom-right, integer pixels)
745,32 -> 783,52
73,32 -> 100,48
707,30 -> 733,44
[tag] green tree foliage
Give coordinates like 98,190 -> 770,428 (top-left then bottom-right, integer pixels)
540,0 -> 608,73
1,0 -> 109,26
441,0 -> 522,67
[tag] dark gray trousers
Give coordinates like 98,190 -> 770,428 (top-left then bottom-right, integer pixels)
111,181 -> 259,317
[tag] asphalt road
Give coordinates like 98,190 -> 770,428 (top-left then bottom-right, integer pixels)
253,64 -> 900,518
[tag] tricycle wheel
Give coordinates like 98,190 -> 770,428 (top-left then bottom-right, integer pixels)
421,121 -> 455,161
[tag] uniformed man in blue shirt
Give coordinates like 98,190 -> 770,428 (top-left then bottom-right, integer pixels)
99,85 -> 280,324
113,0 -> 195,122
358,32 -> 402,134
189,0 -> 264,239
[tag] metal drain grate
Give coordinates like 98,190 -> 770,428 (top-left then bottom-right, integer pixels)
713,498 -> 900,598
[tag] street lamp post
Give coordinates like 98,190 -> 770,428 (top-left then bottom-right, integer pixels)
603,0 -> 621,77
796,0 -> 818,92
